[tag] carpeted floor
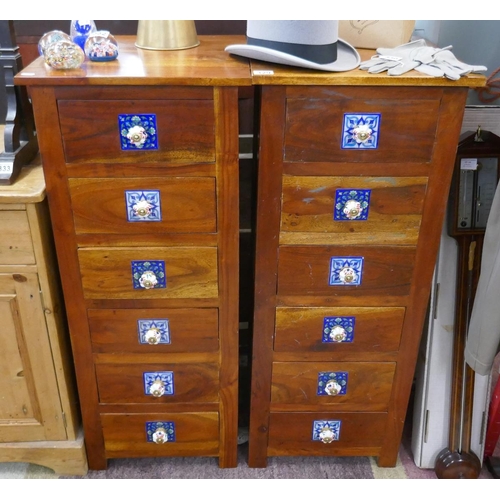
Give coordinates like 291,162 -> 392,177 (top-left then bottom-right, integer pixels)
0,426 -> 495,480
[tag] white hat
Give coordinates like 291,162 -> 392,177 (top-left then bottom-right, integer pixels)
225,21 -> 360,72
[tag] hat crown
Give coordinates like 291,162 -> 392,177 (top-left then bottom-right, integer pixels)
247,21 -> 339,46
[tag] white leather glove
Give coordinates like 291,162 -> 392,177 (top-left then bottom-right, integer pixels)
359,39 -> 427,75
414,49 -> 488,80
360,39 -> 487,80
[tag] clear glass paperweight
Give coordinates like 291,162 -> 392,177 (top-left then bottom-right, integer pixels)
70,20 -> 97,50
38,30 -> 71,57
44,40 -> 85,70
84,31 -> 119,62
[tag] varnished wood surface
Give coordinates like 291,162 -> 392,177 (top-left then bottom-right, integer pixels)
270,361 -> 396,411
0,126 -> 45,203
101,412 -> 219,458
248,81 -> 471,468
69,177 -> 217,235
95,362 -> 219,404
267,412 -> 388,456
14,36 -> 252,87
248,49 -> 486,87
274,306 -> 404,354
277,245 -> 416,302
0,211 -> 35,264
59,98 -> 216,164
283,87 -> 440,163
78,247 -> 218,299
280,175 -> 426,245
89,307 -> 219,353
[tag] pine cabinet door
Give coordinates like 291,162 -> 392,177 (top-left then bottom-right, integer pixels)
0,272 -> 67,442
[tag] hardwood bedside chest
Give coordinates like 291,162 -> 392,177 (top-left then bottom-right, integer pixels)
247,58 -> 486,467
15,35 -> 251,469
0,132 -> 87,475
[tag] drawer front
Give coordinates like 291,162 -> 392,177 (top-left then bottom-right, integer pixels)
268,412 -> 387,456
0,211 -> 35,265
283,88 -> 440,163
89,308 -> 219,353
69,177 -> 217,234
95,363 -> 219,404
58,99 -> 215,164
271,362 -> 396,411
274,306 -> 404,353
277,245 -> 415,301
281,175 -> 426,245
78,247 -> 218,299
101,412 -> 219,457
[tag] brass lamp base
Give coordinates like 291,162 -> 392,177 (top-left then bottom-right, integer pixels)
135,20 -> 200,50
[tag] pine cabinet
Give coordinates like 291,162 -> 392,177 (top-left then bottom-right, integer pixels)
0,160 -> 87,475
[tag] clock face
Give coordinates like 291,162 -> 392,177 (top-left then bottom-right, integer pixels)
455,156 -> 498,231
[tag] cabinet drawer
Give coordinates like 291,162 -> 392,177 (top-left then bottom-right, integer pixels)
78,247 -> 218,299
0,211 -> 35,265
271,361 -> 395,411
277,245 -> 416,303
283,87 -> 440,164
95,362 -> 219,404
280,175 -> 426,245
69,177 -> 216,234
89,308 -> 219,353
268,412 -> 387,456
274,306 -> 404,353
58,99 -> 215,164
101,412 -> 219,457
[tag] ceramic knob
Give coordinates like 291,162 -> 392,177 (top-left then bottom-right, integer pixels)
127,125 -> 147,147
329,326 -> 347,342
152,427 -> 168,444
133,200 -> 153,218
319,427 -> 335,444
144,327 -> 161,345
343,199 -> 363,220
149,379 -> 165,397
352,124 -> 372,143
339,267 -> 356,284
139,271 -> 158,289
325,379 -> 342,396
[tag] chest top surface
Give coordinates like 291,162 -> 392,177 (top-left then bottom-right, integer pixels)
248,50 -> 487,88
14,35 -> 252,87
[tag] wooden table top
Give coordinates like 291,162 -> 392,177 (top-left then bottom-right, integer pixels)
248,49 -> 487,87
0,125 -> 45,203
14,35 -> 487,89
14,35 -> 252,87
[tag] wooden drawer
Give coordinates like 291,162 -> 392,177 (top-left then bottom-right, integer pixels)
274,306 -> 404,353
268,411 -> 388,456
89,308 -> 219,353
280,175 -> 426,245
271,361 -> 395,411
283,86 -> 440,164
58,99 -> 215,164
95,362 -> 219,404
0,211 -> 35,265
277,245 -> 416,303
69,177 -> 216,234
101,412 -> 219,458
78,247 -> 218,299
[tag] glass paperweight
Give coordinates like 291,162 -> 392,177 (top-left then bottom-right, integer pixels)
84,31 -> 119,62
70,20 -> 97,50
38,30 -> 71,57
44,40 -> 85,70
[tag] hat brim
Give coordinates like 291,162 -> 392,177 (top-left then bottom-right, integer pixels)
225,39 -> 360,72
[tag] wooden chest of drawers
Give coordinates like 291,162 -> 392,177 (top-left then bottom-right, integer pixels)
15,36 -> 251,469
247,66 -> 485,467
